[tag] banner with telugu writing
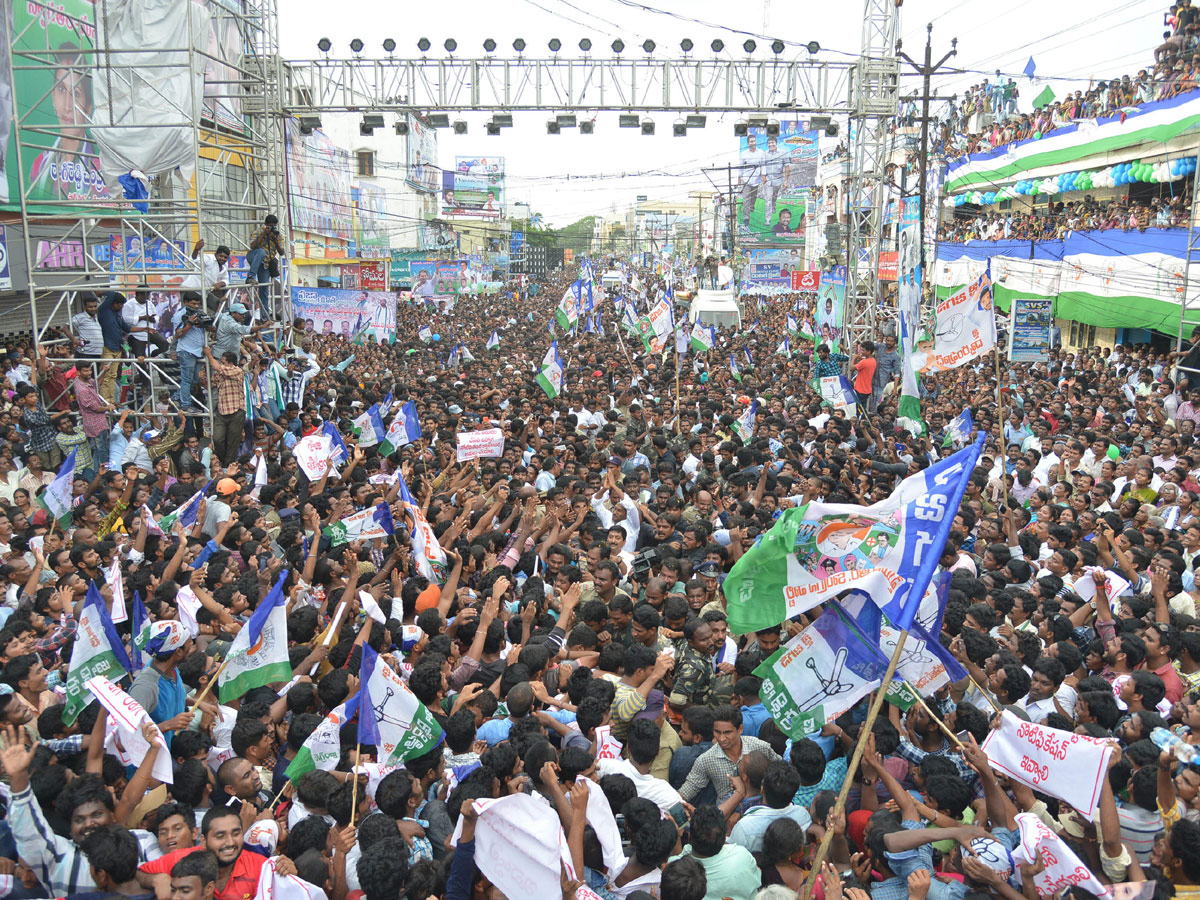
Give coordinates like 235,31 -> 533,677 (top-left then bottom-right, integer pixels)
456,428 -> 505,462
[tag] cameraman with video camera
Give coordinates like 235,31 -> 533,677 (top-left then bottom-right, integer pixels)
171,291 -> 210,414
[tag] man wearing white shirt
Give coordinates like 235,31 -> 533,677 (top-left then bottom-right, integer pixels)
188,240 -> 230,294
591,470 -> 641,555
596,713 -> 686,817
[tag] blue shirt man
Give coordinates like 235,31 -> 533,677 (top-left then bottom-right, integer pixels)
97,292 -> 131,352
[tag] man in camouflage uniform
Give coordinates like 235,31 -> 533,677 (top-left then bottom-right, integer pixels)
669,618 -> 717,714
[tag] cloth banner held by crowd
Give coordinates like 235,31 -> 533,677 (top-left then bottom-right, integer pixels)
323,502 -> 396,546
723,435 -> 985,634
1013,812 -> 1112,900
456,428 -> 505,462
85,676 -> 173,784
63,583 -> 134,724
357,644 -> 444,763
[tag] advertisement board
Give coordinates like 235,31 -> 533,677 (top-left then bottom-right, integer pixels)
405,115 -> 439,193
735,121 -> 818,244
815,266 -> 846,341
285,120 -> 352,241
739,248 -> 806,296
441,156 -> 505,219
355,182 -> 389,258
360,260 -> 387,291
1009,298 -> 1053,364
291,287 -> 397,342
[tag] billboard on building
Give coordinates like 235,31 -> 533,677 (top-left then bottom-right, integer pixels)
441,156 -> 504,219
739,248 -> 806,296
291,287 -> 396,342
285,120 -> 352,241
354,182 -> 389,257
406,115 -> 439,193
734,121 -> 817,244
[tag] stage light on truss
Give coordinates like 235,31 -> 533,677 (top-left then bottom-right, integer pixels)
486,122 -> 501,136
350,38 -> 364,53
317,37 -> 331,53
382,38 -> 396,53
711,39 -> 724,53
641,119 -> 655,135
686,115 -> 706,128
806,40 -> 820,54
445,38 -> 457,53
811,115 -> 831,130
771,39 -> 785,54
549,38 -> 561,52
359,113 -> 384,135
513,38 -> 526,52
491,113 -> 513,127
733,119 -> 748,136
547,120 -> 561,135
556,114 -> 577,127
680,38 -> 693,53
298,114 -> 322,135
748,115 -> 768,128
826,122 -> 839,136
579,38 -> 592,52
743,39 -> 756,54
612,39 -> 625,54
428,113 -> 450,128
642,39 -> 655,54
417,37 -> 431,52
483,38 -> 496,52
766,119 -> 780,136
619,114 -> 640,128
452,119 -> 467,134
580,120 -> 595,134
395,120 -> 409,135
672,119 -> 687,137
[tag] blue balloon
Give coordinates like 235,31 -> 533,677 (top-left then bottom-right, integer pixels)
431,334 -> 441,341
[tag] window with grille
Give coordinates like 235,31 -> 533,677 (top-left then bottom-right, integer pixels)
357,151 -> 376,177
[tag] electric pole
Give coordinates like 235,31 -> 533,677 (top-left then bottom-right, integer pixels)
898,24 -> 956,275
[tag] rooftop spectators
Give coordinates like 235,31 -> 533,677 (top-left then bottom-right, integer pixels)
938,193 -> 1191,242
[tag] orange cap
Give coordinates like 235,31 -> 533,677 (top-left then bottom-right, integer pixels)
415,584 -> 442,613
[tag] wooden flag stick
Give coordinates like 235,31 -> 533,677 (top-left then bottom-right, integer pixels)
189,654 -> 235,710
906,687 -> 965,750
802,630 -> 910,900
349,744 -> 362,825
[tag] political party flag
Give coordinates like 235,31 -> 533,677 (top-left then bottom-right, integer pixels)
744,319 -> 759,334
142,506 -> 164,536
754,603 -> 893,739
418,325 -> 432,342
944,407 -> 974,448
159,480 -> 213,532
730,352 -> 742,383
359,589 -> 388,625
776,337 -> 791,357
1033,84 -> 1055,109
897,308 -> 925,436
690,322 -> 715,353
250,449 -> 269,500
447,344 -> 460,369
744,349 -> 753,369
732,399 -> 757,441
131,590 -> 150,672
219,572 -> 292,703
251,857 -> 328,900
723,434 -> 985,634
63,582 -> 133,724
556,284 -> 581,330
284,692 -> 359,782
322,502 -> 396,546
333,354 -> 357,372
537,342 -> 564,399
798,320 -> 817,342
786,315 -> 799,334
356,644 -> 443,763
815,375 -> 857,416
37,447 -> 76,528
397,473 -> 447,583
1023,56 -> 1037,79
487,331 -> 500,351
322,422 -> 349,465
108,557 -> 127,625
459,343 -> 476,363
379,405 -> 421,456
379,391 -> 394,418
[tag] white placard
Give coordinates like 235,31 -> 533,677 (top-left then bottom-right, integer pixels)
456,428 -> 505,462
85,676 -> 173,785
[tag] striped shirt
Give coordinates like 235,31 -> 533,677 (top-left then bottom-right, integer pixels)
679,736 -> 781,803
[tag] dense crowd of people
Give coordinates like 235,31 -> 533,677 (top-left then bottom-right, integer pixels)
936,193 -> 1193,243
0,254 -> 1197,900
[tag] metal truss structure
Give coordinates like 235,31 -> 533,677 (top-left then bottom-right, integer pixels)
1176,147 -> 1200,362
7,0 -> 284,424
282,56 -> 855,114
844,0 -> 901,346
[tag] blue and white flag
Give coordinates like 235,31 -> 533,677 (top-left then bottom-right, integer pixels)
730,352 -> 742,382
786,315 -> 799,334
486,331 -> 500,351
219,571 -> 291,702
732,399 -> 756,441
159,480 -> 213,531
418,325 -> 432,343
945,407 -> 974,448
815,375 -> 857,415
724,435 -> 986,633
323,501 -> 396,545
776,337 -> 792,357
131,591 -> 150,672
379,400 -> 422,456
1023,56 -> 1036,79
322,422 -> 349,465
37,447 -> 76,528
357,644 -> 443,762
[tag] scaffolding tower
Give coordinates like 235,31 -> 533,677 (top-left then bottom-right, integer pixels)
7,0 -> 285,423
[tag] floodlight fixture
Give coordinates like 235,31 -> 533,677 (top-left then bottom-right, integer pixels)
743,39 -> 756,54
513,38 -> 526,52
549,38 -> 561,52
491,113 -> 513,127
483,38 -> 496,52
580,120 -> 595,134
452,119 -> 467,134
547,120 -> 561,135
748,115 -> 768,128
350,38 -> 364,53
811,115 -> 832,130
317,37 -> 331,53
382,38 -> 396,53
417,37 -> 431,52
673,119 -> 687,137
359,113 -> 384,135
612,39 -> 625,53
641,119 -> 655,135
766,119 -> 780,136
444,38 -> 457,53
395,120 -> 409,135
642,39 -> 656,54
428,113 -> 450,128
579,38 -> 592,52
807,40 -> 820,54
298,114 -> 322,135
556,114 -> 577,127
771,39 -> 785,54
733,120 -> 748,136
486,122 -> 501,136
686,115 -> 706,128
681,38 -> 693,52
619,114 -> 640,128
711,39 -> 724,53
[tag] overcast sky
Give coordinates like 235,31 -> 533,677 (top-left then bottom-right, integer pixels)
280,0 -> 1168,226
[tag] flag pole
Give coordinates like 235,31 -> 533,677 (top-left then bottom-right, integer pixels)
189,654 -> 235,710
906,687 -> 965,749
802,630 -> 910,900
349,744 -> 362,825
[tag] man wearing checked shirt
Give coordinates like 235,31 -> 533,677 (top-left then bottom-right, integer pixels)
813,342 -> 848,379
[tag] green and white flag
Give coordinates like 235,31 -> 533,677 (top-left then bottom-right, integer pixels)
689,322 -> 715,353
37,447 -> 76,528
322,502 -> 396,546
218,573 -> 292,703
358,644 -> 444,764
486,331 -> 500,351
556,283 -> 581,330
284,696 -> 355,782
63,583 -> 133,725
537,341 -> 563,399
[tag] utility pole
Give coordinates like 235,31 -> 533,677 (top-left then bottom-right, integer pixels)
898,24 -> 956,274
727,163 -> 736,265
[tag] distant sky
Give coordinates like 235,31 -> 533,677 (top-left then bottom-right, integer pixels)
281,0 -> 1167,226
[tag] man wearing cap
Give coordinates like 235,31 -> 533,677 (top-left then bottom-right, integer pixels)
129,621 -> 196,747
122,427 -> 162,475
202,478 -> 239,540
212,302 -> 270,363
